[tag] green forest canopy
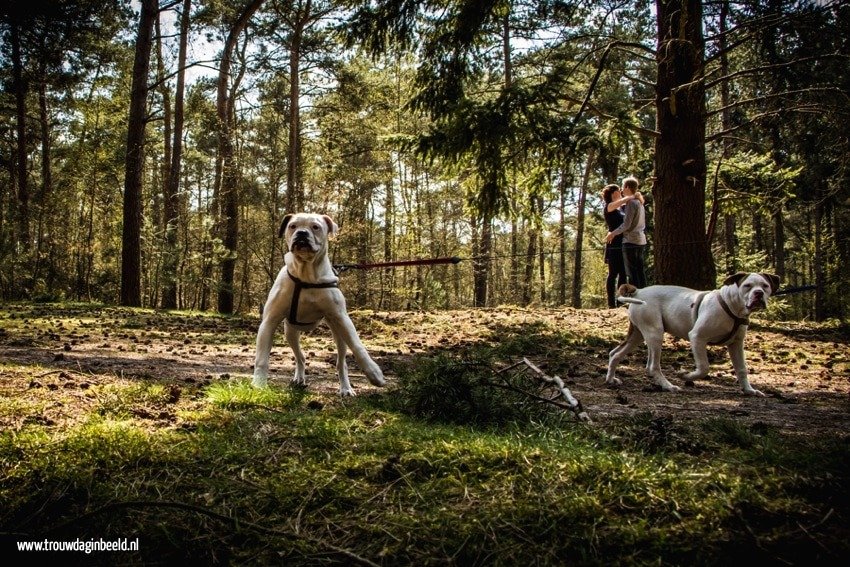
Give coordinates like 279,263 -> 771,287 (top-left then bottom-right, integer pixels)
0,0 -> 847,319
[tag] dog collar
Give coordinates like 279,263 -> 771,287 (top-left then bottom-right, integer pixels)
693,292 -> 749,346
286,271 -> 338,326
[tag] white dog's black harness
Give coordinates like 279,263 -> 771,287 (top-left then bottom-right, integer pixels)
286,271 -> 338,326
692,291 -> 749,345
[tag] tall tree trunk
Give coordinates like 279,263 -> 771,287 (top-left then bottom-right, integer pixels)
773,210 -> 785,279
510,221 -> 519,302
78,149 -> 99,300
814,200 -> 826,321
11,17 -> 29,252
761,0 -> 790,281
1,145 -> 9,246
154,13 -> 172,308
831,206 -> 846,320
653,0 -> 715,289
572,149 -> 593,308
155,15 -> 172,197
472,214 -> 491,307
199,164 -> 212,311
503,9 -> 520,302
162,0 -> 191,310
537,197 -> 545,304
718,0 -> 738,275
121,0 -> 157,307
381,166 -> 394,310
523,199 -> 537,305
216,0 -> 264,314
752,213 -> 764,255
285,0 -> 311,212
34,79 -> 52,286
558,166 -> 569,304
724,214 -> 737,274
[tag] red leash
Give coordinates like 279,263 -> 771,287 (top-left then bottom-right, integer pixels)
334,256 -> 463,273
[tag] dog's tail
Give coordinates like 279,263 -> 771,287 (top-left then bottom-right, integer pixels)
616,284 -> 646,305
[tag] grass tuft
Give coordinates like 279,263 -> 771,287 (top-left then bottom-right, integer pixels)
206,380 -> 303,411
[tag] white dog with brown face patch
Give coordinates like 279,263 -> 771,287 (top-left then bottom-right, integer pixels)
252,213 -> 385,396
606,272 -> 780,395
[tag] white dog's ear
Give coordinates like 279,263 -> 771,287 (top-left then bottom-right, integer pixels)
322,215 -> 339,239
760,273 -> 780,294
278,214 -> 293,238
723,272 -> 749,287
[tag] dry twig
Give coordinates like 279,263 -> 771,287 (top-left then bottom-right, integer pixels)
493,358 -> 591,423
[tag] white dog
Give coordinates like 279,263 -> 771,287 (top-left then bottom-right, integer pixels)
606,272 -> 780,396
252,213 -> 385,396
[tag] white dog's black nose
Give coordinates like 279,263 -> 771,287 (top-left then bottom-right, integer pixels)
747,289 -> 767,311
291,229 -> 313,251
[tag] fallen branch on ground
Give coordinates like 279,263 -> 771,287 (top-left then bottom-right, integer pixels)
491,358 -> 591,423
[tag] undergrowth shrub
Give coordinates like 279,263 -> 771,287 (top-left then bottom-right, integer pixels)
388,354 -> 574,428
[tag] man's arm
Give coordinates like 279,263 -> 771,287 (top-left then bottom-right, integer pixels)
611,200 -> 638,237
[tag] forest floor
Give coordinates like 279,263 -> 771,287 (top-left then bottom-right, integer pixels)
2,303 -> 850,565
1,303 -> 848,437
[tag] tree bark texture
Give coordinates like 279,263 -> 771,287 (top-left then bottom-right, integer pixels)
121,0 -> 157,306
718,0 -> 738,275
523,204 -> 538,305
653,0 -> 715,289
216,0 -> 265,314
162,0 -> 191,310
11,18 -> 29,251
155,13 -> 172,308
814,200 -> 825,321
285,0 -> 311,213
558,169 -> 569,304
472,214 -> 491,307
572,149 -> 594,308
34,79 -> 53,286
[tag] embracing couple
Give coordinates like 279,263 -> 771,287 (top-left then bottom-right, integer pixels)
603,176 -> 647,308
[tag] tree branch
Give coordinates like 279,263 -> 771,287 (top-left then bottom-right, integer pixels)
706,106 -> 832,143
706,87 -> 848,118
705,54 -> 850,90
560,93 -> 659,139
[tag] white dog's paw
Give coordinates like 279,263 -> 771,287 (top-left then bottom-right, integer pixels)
743,387 -> 766,397
339,386 -> 356,397
290,374 -> 307,389
605,377 -> 622,388
684,370 -> 708,382
656,379 -> 681,392
365,366 -> 386,387
251,374 -> 268,388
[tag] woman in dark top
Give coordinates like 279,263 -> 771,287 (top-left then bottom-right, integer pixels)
602,184 -> 632,308
606,176 -> 647,289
